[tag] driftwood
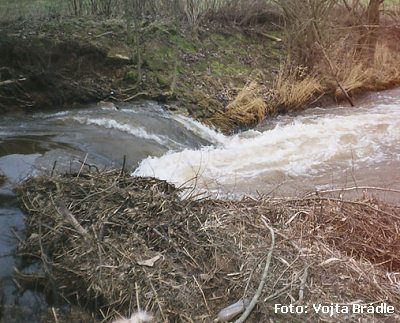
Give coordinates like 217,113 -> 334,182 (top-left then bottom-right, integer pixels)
123,91 -> 149,102
55,200 -> 90,239
0,78 -> 27,86
244,28 -> 282,42
13,267 -> 47,286
235,218 -> 275,323
15,171 -> 400,322
260,32 -> 282,42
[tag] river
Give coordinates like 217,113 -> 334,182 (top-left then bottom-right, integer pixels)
0,88 -> 399,321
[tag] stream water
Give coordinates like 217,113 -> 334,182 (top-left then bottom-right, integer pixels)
0,88 -> 399,321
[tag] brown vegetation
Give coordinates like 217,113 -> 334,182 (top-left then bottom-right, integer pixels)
271,68 -> 324,112
212,0 -> 400,132
206,81 -> 270,133
0,34 -> 129,113
1,1 -> 399,129
15,170 -> 400,322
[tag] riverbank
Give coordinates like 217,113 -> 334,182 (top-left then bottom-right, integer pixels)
1,91 -> 398,322
15,170 -> 400,322
1,5 -> 399,133
0,16 -> 283,128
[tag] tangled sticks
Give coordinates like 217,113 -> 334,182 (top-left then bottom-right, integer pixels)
16,171 -> 400,322
16,171 -> 260,321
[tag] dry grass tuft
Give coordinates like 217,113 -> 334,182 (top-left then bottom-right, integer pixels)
206,81 -> 269,133
335,62 -> 371,97
331,42 -> 400,97
206,70 -> 323,132
272,67 -> 323,112
370,42 -> 400,89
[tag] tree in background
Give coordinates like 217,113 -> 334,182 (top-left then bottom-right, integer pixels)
358,0 -> 385,62
124,0 -> 146,83
69,0 -> 84,16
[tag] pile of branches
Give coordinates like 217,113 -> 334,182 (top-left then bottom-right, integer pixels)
15,170 -> 400,322
16,171 -> 273,322
294,195 -> 400,271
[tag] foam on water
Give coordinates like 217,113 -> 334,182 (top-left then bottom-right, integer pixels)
134,103 -> 400,191
172,114 -> 228,145
73,117 -> 169,146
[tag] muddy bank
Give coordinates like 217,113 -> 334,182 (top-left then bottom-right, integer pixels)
1,15 -> 400,133
0,18 -> 283,122
14,170 -> 400,322
0,31 -> 129,114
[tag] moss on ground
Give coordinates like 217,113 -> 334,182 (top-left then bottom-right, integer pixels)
126,26 -> 284,120
0,17 -> 283,125
98,21 -> 284,120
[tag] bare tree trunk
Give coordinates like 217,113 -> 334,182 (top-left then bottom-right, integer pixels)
357,0 -> 384,62
71,0 -> 84,16
124,0 -> 145,84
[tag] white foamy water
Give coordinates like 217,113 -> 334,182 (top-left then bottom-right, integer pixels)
134,103 -> 400,194
73,117 -> 169,146
172,114 -> 227,144
1,92 -> 399,197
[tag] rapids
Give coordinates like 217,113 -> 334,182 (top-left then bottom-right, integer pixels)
1,88 -> 400,321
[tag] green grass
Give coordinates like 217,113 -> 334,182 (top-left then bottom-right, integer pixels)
0,0 -> 67,22
359,0 -> 399,7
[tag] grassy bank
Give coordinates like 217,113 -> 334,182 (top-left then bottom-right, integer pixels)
1,1 -> 399,132
0,14 -> 283,123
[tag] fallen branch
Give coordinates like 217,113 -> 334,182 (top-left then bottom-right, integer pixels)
317,186 -> 400,195
0,78 -> 27,86
235,217 -> 275,323
317,42 -> 354,107
260,32 -> 282,42
55,200 -> 90,239
298,266 -> 308,302
94,31 -> 114,38
123,92 -> 149,102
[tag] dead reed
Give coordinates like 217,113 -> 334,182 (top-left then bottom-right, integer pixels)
206,81 -> 270,133
271,67 -> 323,112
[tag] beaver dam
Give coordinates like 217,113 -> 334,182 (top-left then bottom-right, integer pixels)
14,169 -> 400,322
0,88 -> 398,322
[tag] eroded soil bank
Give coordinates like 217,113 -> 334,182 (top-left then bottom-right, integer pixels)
2,15 -> 400,134
0,17 -> 282,123
0,24 -> 128,114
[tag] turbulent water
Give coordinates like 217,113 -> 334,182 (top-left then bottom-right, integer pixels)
1,90 -> 400,197
134,91 -> 400,197
1,88 -> 400,321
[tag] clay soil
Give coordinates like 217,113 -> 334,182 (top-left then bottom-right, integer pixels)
0,30 -> 129,113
